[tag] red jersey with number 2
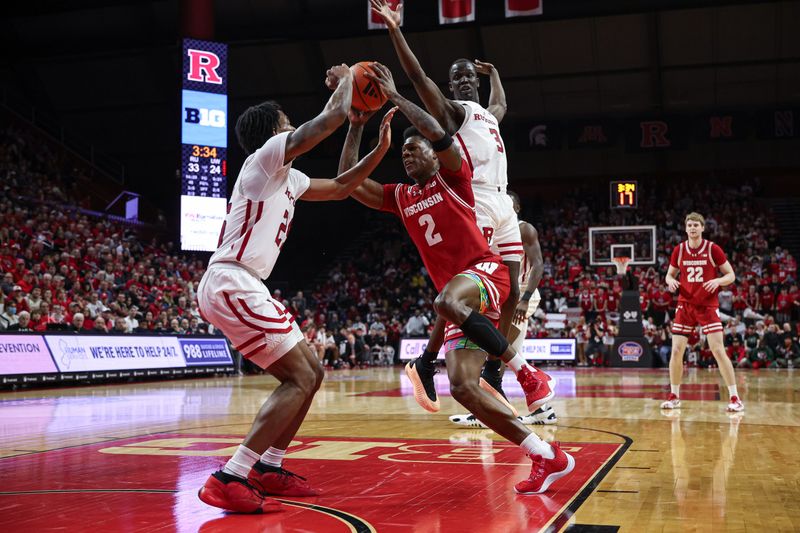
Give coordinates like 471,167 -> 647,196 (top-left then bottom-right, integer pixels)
669,239 -> 728,308
381,159 -> 502,292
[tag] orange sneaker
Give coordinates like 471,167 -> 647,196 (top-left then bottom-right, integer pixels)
514,442 -> 575,495
405,357 -> 440,413
198,471 -> 283,513
248,463 -> 321,497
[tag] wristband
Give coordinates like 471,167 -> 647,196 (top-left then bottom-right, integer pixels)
521,291 -> 533,302
431,133 -> 453,152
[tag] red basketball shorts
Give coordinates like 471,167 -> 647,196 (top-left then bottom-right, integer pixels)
443,260 -> 510,351
672,303 -> 723,336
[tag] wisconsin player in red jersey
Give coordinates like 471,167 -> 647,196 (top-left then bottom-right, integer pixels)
339,63 -> 573,494
371,0 -> 524,411
197,66 -> 398,514
661,212 -> 743,412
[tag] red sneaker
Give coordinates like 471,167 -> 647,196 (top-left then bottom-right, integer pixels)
198,471 -> 283,513
516,366 -> 555,412
248,463 -> 321,497
660,393 -> 681,409
514,442 -> 575,495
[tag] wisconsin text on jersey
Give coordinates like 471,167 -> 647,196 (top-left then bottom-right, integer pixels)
402,192 -> 444,217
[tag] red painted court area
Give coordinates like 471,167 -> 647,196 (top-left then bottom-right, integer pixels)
0,434 -> 620,532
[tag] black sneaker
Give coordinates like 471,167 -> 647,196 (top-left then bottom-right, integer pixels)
479,359 -> 519,416
404,356 -> 440,412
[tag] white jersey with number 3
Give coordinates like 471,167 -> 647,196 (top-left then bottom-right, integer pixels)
453,100 -> 507,191
208,131 -> 310,280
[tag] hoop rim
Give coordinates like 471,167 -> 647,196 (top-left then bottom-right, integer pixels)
611,256 -> 631,264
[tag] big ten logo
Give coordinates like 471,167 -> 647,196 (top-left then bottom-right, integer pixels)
185,107 -> 226,128
186,49 -> 223,85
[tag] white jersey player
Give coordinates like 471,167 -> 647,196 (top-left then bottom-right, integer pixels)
197,65 -> 397,515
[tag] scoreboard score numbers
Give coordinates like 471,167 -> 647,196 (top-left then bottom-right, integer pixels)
180,39 -> 228,252
610,180 -> 638,209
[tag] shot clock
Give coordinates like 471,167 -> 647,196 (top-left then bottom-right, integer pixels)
610,180 -> 638,209
180,39 -> 229,252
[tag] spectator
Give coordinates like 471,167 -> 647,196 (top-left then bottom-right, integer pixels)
404,309 -> 429,338
113,317 -> 128,334
775,336 -> 800,367
124,306 -> 139,332
70,312 -> 86,332
93,316 -> 108,333
0,300 -> 18,329
6,310 -> 32,332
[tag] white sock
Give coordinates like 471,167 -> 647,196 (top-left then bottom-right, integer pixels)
260,446 -> 286,468
520,432 -> 555,460
222,445 -> 260,479
507,353 -> 533,374
728,385 -> 739,398
671,384 -> 680,396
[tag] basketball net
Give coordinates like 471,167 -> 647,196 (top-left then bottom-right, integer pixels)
612,256 -> 631,276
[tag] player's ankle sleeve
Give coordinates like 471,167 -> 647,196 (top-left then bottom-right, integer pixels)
459,311 -> 509,357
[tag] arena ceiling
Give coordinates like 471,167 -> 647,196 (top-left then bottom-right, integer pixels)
1,0 -> 798,196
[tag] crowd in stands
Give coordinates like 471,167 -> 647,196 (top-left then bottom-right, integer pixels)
2,118 -> 798,370
0,123 -> 210,337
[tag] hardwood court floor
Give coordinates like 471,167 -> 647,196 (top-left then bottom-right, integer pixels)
1,366 -> 799,532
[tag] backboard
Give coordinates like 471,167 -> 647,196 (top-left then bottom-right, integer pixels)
588,225 -> 657,267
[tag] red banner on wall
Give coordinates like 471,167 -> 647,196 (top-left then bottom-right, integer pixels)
368,0 -> 403,30
505,0 -> 543,18
439,0 -> 475,25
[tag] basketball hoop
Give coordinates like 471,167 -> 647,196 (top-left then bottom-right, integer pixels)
612,256 -> 631,276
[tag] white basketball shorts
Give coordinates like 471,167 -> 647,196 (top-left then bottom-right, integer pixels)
474,188 -> 523,263
197,263 -> 303,369
511,289 -> 541,352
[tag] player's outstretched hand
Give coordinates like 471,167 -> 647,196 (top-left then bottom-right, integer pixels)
370,0 -> 402,29
667,278 -> 680,292
365,62 -> 399,100
376,106 -> 398,154
702,278 -> 721,293
474,60 -> 496,75
325,64 -> 352,90
513,300 -> 528,326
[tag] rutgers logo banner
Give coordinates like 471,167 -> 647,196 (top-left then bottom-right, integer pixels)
439,0 -> 475,25
505,0 -> 543,18
368,0 -> 403,30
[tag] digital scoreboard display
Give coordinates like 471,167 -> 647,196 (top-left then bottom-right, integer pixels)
610,180 -> 638,209
180,39 -> 228,251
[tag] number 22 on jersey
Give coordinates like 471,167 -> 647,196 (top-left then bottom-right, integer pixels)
686,266 -> 704,283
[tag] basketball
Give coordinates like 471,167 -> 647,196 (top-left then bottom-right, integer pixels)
350,61 -> 387,112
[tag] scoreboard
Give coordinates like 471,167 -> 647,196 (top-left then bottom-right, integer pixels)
180,39 -> 228,252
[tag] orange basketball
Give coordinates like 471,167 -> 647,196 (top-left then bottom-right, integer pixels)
350,62 -> 387,112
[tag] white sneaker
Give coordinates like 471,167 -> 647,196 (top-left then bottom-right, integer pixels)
726,395 -> 744,412
449,413 -> 487,428
660,393 -> 681,409
519,405 -> 558,425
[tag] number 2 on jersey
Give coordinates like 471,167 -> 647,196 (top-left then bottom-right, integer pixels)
419,214 -> 442,246
686,266 -> 704,283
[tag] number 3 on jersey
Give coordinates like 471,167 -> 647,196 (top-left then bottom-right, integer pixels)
419,214 -> 442,246
686,266 -> 704,282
